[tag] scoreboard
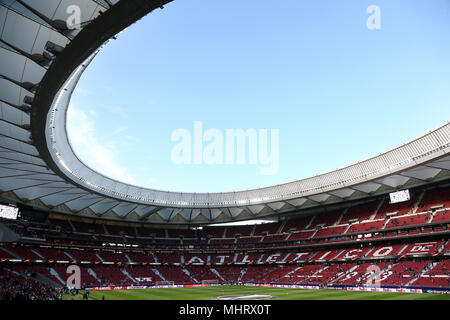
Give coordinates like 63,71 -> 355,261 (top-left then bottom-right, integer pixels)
389,189 -> 410,204
0,204 -> 19,220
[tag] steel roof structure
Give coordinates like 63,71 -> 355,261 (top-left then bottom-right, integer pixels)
1,0 -> 450,225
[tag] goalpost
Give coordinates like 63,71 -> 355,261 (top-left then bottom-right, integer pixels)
201,279 -> 220,286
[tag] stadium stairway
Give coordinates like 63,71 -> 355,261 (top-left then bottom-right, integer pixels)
95,253 -> 104,262
121,269 -> 137,284
31,249 -> 45,259
151,268 -> 166,281
327,264 -> 360,286
87,268 -> 102,284
181,268 -> 196,283
279,266 -> 303,283
210,268 -> 226,282
49,268 -> 66,286
251,266 -> 279,283
238,268 -> 247,282
404,261 -> 438,287
412,190 -> 426,215
0,247 -> 21,259
32,270 -> 63,288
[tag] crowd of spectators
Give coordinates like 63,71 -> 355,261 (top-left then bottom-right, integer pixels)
0,271 -> 60,300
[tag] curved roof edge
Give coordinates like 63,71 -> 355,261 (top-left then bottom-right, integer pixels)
1,0 -> 450,224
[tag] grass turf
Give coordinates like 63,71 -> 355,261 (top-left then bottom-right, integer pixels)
62,285 -> 450,300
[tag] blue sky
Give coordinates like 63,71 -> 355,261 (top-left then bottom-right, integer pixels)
67,0 -> 450,193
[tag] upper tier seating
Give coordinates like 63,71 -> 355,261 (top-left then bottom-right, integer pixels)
309,210 -> 343,228
384,212 -> 432,230
340,200 -> 381,224
375,192 -> 420,219
417,186 -> 450,212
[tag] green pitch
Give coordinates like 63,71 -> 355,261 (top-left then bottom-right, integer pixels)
62,285 -> 450,300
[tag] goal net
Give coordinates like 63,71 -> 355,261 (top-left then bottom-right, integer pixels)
155,281 -> 175,287
201,279 -> 220,286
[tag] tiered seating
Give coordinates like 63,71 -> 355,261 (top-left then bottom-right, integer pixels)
136,227 -> 165,238
346,220 -> 385,235
384,212 -> 432,230
286,230 -> 315,240
0,267 -> 60,300
11,265 -> 65,286
241,266 -> 275,282
306,264 -> 355,285
185,266 -> 221,283
334,262 -> 389,286
9,246 -> 44,260
431,210 -> 450,223
203,227 -> 225,239
2,222 -> 41,239
412,274 -> 450,288
280,264 -> 324,284
97,251 -> 128,263
155,253 -> 182,264
236,236 -> 262,245
224,225 -> 253,238
284,251 -> 314,263
341,201 -> 380,224
413,260 -> 450,288
51,265 -> 101,287
380,260 -> 431,287
235,253 -> 263,264
310,249 -> 343,261
313,225 -> 348,238
400,241 -> 442,257
254,266 -> 283,283
208,238 -> 235,245
210,254 -> 234,264
375,192 -> 420,219
364,243 -> 407,258
1,182 -> 449,295
33,248 -> 71,261
71,221 -> 104,234
253,222 -> 282,236
48,219 -> 73,232
125,266 -> 163,285
65,249 -> 102,262
167,229 -> 196,239
0,247 -> 19,259
90,266 -> 131,286
213,266 -> 243,282
442,241 -> 450,255
183,254 -> 209,265
333,247 -> 370,260
155,266 -> 192,284
105,225 -> 135,237
182,238 -> 201,245
280,216 -> 313,233
262,234 -> 289,242
309,210 -> 342,228
154,238 -> 180,245
126,251 -> 157,263
417,186 -> 450,212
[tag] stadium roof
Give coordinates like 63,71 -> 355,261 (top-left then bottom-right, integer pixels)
1,0 -> 450,225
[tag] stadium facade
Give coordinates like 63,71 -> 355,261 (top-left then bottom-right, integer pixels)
0,0 -> 449,299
